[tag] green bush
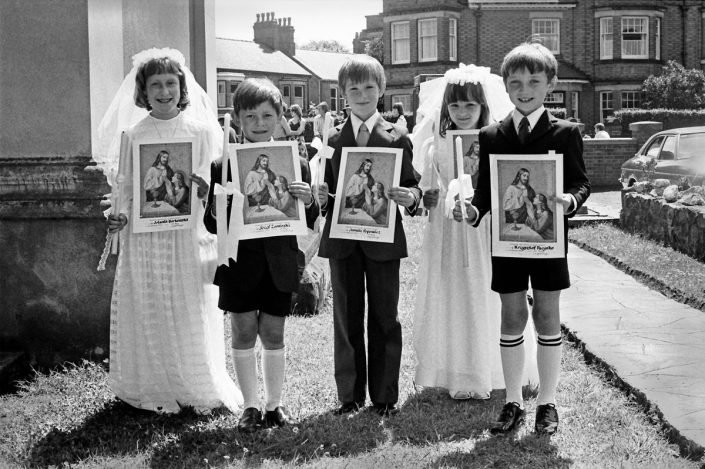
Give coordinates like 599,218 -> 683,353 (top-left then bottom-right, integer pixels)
613,108 -> 705,134
642,61 -> 705,109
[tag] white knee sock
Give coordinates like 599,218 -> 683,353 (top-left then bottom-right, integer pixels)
262,347 -> 286,412
500,334 -> 525,406
232,347 -> 259,409
537,333 -> 562,405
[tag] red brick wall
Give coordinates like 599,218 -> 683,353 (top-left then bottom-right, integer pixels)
583,138 -> 639,188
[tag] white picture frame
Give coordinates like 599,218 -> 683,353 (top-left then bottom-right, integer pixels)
490,152 -> 565,258
132,136 -> 196,233
230,141 -> 308,240
329,147 -> 403,243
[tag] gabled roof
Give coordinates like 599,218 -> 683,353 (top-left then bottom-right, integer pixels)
557,59 -> 590,81
291,49 -> 356,81
215,37 -> 310,77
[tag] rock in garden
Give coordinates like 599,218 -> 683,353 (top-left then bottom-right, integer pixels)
634,181 -> 651,193
651,178 -> 671,196
679,193 -> 705,206
663,185 -> 679,202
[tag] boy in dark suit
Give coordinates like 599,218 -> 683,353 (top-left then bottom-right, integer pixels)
316,55 -> 421,417
454,42 -> 590,435
204,78 -> 318,433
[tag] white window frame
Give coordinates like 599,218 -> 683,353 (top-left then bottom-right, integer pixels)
532,19 -> 560,54
449,18 -> 457,61
330,87 -> 338,112
600,91 -> 613,120
600,17 -> 613,60
621,90 -> 641,110
418,18 -> 438,62
217,80 -> 226,108
544,91 -> 564,108
655,17 -> 661,60
391,21 -> 410,64
621,16 -> 648,59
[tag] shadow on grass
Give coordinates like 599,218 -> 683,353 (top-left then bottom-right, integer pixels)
27,399 -> 218,468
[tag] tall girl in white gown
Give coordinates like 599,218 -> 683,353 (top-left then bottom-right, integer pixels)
94,48 -> 242,413
412,64 -> 538,400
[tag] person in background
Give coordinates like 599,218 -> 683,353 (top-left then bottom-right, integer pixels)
313,101 -> 335,139
594,123 -> 610,139
391,102 -> 407,130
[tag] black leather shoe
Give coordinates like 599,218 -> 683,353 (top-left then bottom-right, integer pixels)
490,402 -> 525,434
535,403 -> 559,435
370,403 -> 399,417
264,406 -> 299,428
237,407 -> 262,433
332,401 -> 364,416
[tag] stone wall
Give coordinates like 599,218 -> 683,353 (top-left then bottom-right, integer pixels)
620,193 -> 705,261
583,138 -> 639,189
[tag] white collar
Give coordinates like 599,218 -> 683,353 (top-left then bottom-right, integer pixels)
512,106 -> 546,133
351,111 -> 380,139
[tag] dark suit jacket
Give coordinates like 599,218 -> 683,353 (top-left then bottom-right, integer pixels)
318,117 -> 419,261
472,110 -> 590,248
203,156 -> 319,293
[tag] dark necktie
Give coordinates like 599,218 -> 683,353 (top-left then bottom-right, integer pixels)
518,117 -> 530,145
356,123 -> 370,147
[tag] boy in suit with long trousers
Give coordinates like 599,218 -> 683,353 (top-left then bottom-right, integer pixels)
316,55 -> 422,417
454,42 -> 590,435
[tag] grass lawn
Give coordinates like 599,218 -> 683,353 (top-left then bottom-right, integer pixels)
0,216 -> 701,468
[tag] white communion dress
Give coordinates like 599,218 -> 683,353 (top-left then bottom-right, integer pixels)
108,113 -> 243,413
413,134 -> 538,398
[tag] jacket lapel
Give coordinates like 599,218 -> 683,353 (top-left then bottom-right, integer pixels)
526,110 -> 556,143
497,111 -> 517,142
367,116 -> 395,147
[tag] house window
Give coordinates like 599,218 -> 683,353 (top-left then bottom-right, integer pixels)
391,21 -> 410,64
571,91 -> 579,119
532,19 -> 560,54
600,17 -> 613,59
621,17 -> 648,59
282,85 -> 290,98
230,83 -> 238,94
544,91 -> 564,107
600,91 -> 613,120
449,18 -> 457,61
621,91 -> 641,109
217,80 -> 226,108
418,18 -> 438,62
330,87 -> 338,111
655,18 -> 661,60
294,85 -> 303,98
391,95 -> 412,115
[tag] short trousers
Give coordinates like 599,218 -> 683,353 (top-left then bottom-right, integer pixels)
491,256 -> 570,293
220,264 -> 292,316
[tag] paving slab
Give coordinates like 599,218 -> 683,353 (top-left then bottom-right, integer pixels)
562,246 -> 705,456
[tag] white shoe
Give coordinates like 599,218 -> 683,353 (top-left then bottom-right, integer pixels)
450,390 -> 472,400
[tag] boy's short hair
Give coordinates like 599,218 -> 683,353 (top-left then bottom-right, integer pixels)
594,122 -> 605,131
338,54 -> 386,92
135,57 -> 190,111
500,41 -> 558,82
232,77 -> 283,115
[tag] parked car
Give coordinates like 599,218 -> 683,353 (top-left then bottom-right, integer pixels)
620,126 -> 705,189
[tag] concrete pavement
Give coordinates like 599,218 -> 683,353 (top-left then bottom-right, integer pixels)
563,242 -> 705,459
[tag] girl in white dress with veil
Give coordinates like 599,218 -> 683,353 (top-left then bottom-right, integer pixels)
95,48 -> 242,413
412,64 -> 537,400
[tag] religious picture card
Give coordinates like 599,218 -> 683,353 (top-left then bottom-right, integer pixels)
132,137 -> 197,233
329,147 -> 402,243
446,129 -> 480,182
489,152 -> 564,258
230,141 -> 308,240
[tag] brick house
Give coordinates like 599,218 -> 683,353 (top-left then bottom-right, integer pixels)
216,12 -> 353,118
360,0 -> 705,129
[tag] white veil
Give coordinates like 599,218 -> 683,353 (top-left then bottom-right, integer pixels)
411,63 -> 514,177
93,47 -> 223,188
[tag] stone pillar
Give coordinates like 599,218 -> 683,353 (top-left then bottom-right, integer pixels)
0,0 -> 215,367
629,121 -> 663,148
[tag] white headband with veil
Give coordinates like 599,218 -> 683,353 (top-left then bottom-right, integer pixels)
411,63 -> 514,176
92,47 -> 223,187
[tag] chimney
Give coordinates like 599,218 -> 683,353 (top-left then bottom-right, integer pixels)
252,12 -> 296,56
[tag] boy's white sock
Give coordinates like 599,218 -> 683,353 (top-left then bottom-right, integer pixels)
500,333 -> 525,406
232,347 -> 259,409
536,333 -> 563,405
262,347 -> 286,412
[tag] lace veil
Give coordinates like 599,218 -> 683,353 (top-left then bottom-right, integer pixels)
93,47 -> 223,187
411,63 -> 514,176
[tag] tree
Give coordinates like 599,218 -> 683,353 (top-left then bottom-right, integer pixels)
641,61 -> 705,109
299,40 -> 350,53
363,37 -> 384,64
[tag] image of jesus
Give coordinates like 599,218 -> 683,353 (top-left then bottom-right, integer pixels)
344,158 -> 375,209
244,153 -> 277,207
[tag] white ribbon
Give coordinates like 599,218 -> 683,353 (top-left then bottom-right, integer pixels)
214,182 -> 244,266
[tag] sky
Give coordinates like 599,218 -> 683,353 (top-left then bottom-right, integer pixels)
214,0 -> 383,50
